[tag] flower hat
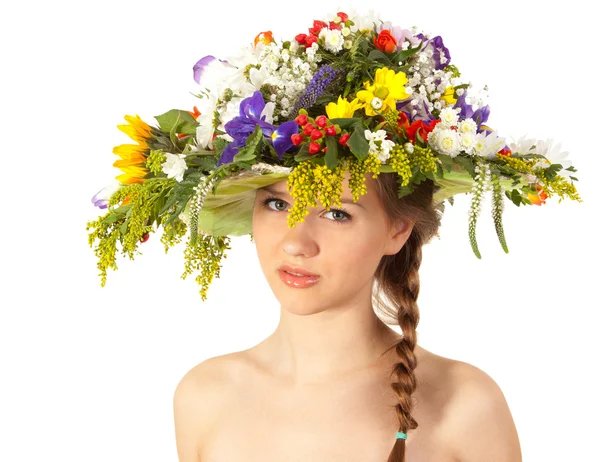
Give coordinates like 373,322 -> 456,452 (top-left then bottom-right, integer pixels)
87,10 -> 582,300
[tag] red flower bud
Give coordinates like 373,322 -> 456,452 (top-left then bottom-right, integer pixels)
498,147 -> 512,156
325,125 -> 337,136
337,12 -> 348,22
309,20 -> 327,36
309,142 -> 321,154
140,233 -> 150,243
295,114 -> 308,126
311,129 -> 323,140
305,35 -> 319,48
339,133 -> 350,146
295,33 -> 307,44
329,21 -> 341,31
374,30 -> 398,54
303,123 -> 316,135
291,134 -> 304,146
315,115 -> 328,127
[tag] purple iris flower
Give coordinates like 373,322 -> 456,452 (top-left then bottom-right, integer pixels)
217,91 -> 298,166
193,55 -> 234,85
455,92 -> 490,132
416,34 -> 451,70
396,99 -> 435,123
91,190 -> 109,209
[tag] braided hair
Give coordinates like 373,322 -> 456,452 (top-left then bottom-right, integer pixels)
371,173 -> 442,462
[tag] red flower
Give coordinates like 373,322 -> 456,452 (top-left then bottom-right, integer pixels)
337,12 -> 348,22
374,30 -> 397,54
311,130 -> 323,140
302,123 -> 316,136
325,125 -> 337,136
295,114 -> 308,126
498,147 -> 512,156
309,20 -> 327,36
291,134 -> 304,146
305,35 -> 319,48
309,142 -> 321,154
405,119 -> 440,143
315,115 -> 328,127
295,33 -> 307,45
329,21 -> 341,31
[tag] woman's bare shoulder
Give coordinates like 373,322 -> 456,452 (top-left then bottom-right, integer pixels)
417,347 -> 522,461
173,353 -> 248,462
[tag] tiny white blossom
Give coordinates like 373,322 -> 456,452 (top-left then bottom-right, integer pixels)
371,97 -> 383,111
321,28 -> 345,53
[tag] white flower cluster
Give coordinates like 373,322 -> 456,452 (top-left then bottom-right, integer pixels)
162,153 -> 188,182
365,129 -> 395,162
428,107 -> 506,159
509,136 -> 574,180
405,46 -> 456,114
255,41 -> 320,121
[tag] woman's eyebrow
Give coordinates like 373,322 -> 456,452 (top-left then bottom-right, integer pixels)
261,184 -> 365,209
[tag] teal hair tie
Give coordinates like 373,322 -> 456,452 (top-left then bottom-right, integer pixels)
396,431 -> 407,440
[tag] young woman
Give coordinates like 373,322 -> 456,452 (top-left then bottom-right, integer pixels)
173,170 -> 522,461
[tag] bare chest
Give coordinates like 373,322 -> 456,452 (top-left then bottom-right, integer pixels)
200,373 -> 455,462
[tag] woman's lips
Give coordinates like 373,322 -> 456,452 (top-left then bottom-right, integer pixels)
278,269 -> 321,288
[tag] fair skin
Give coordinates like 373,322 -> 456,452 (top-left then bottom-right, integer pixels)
173,171 -> 522,462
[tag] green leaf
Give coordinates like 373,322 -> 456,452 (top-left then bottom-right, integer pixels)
347,123 -> 370,160
509,189 -> 522,207
438,154 -> 454,173
392,42 -> 422,63
329,118 -> 362,129
155,109 -> 198,135
233,125 -> 263,163
368,49 -> 393,65
324,136 -> 339,170
543,163 -> 563,181
294,143 -> 313,162
454,156 -> 475,178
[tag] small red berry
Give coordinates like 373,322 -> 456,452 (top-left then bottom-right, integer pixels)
302,123 -> 315,135
323,147 -> 328,152
140,233 -> 150,243
315,115 -> 327,127
309,142 -> 321,154
339,133 -> 350,146
291,134 -> 304,146
325,125 -> 337,136
311,129 -> 323,140
295,114 -> 308,126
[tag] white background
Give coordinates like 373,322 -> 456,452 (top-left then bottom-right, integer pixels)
1,0 -> 598,460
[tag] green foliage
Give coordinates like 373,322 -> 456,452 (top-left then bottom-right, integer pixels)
155,109 -> 198,135
347,123 -> 369,160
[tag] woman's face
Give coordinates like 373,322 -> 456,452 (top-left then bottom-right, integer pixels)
252,170 -> 414,314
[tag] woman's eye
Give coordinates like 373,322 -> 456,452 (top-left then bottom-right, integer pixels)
262,197 -> 351,223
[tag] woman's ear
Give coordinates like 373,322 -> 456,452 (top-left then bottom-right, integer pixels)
384,219 -> 414,256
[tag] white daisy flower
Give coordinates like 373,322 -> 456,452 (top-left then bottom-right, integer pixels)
429,126 -> 461,157
439,107 -> 460,127
458,119 -> 477,134
320,28 -> 345,54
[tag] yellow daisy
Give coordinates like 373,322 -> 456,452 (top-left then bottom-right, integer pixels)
113,115 -> 152,184
356,67 -> 409,116
325,96 -> 365,119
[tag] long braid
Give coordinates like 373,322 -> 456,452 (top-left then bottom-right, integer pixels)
370,173 -> 441,462
384,237 -> 422,462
